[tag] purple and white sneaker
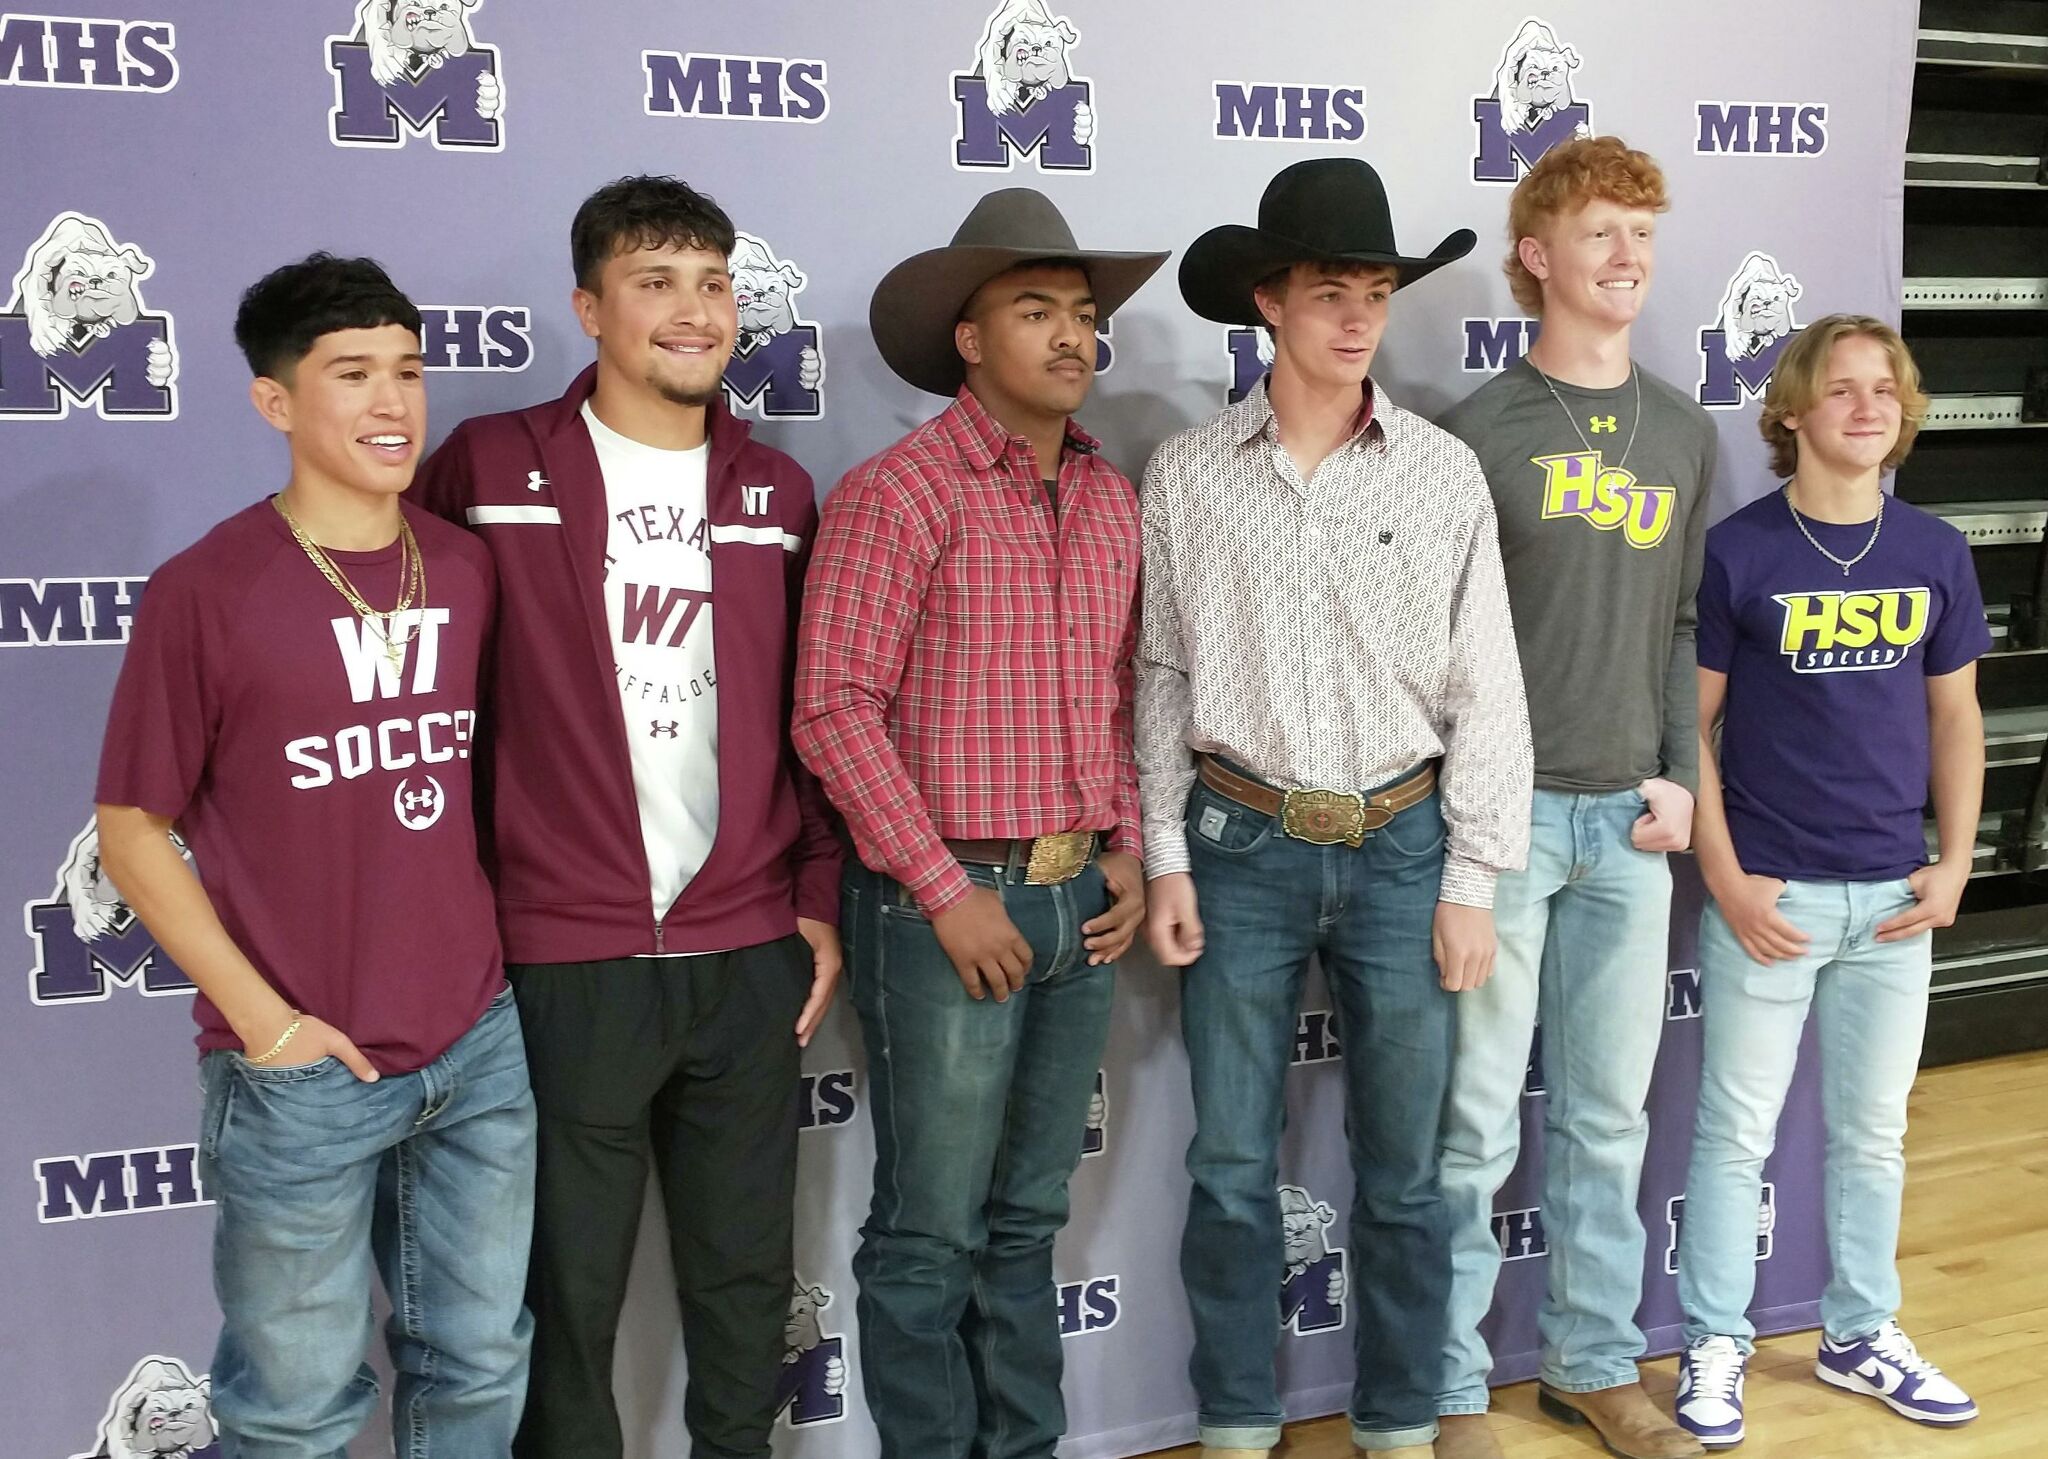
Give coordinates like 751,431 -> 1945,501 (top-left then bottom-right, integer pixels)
1676,1335 -> 1748,1447
1815,1321 -> 1977,1425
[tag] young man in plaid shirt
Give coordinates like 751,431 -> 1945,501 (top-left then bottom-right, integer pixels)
793,188 -> 1165,1459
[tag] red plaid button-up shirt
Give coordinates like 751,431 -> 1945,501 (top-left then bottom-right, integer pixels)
794,388 -> 1142,915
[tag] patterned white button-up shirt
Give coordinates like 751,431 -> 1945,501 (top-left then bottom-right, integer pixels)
1136,379 -> 1532,907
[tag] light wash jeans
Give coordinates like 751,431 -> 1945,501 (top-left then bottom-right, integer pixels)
1678,878 -> 1930,1349
200,986 -> 535,1458
1438,787 -> 1672,1411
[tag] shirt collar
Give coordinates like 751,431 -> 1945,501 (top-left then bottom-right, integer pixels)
1224,376 -> 1392,453
940,385 -> 1101,472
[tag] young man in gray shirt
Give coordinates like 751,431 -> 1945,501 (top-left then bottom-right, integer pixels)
1433,136 -> 1714,1459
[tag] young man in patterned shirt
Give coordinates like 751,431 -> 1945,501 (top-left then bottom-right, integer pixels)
1140,157 -> 1532,1459
1431,137 -> 1715,1459
793,188 -> 1165,1459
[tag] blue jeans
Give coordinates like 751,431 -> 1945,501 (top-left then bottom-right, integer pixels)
843,858 -> 1116,1459
1438,788 -> 1671,1409
1678,879 -> 1930,1349
199,986 -> 536,1458
1179,777 -> 1452,1453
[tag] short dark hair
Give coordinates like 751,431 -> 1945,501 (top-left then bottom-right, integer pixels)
233,253 -> 421,379
571,175 -> 737,292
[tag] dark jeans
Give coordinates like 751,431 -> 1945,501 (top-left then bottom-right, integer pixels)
843,859 -> 1116,1459
507,938 -> 812,1459
1179,778 -> 1452,1452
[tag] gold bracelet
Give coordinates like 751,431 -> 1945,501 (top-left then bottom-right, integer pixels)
246,1015 -> 303,1066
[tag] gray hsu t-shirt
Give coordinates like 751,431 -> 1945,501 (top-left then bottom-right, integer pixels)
1439,359 -> 1715,794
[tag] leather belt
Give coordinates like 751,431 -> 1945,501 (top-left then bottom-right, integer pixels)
1197,754 -> 1437,848
942,829 -> 1099,885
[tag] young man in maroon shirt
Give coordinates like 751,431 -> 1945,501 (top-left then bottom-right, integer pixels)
793,188 -> 1163,1459
95,253 -> 534,1456
411,176 -> 843,1459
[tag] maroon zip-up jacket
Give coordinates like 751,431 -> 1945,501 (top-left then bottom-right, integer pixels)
410,365 -> 842,963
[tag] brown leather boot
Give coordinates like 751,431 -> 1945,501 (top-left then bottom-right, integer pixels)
1433,1413 -> 1504,1459
1538,1382 -> 1705,1459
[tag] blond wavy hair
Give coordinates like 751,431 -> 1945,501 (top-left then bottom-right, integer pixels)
1759,315 -> 1928,479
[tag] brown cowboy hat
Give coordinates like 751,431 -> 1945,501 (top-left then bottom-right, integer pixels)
1179,157 -> 1475,326
870,188 -> 1169,397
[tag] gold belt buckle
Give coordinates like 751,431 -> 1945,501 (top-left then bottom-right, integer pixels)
1024,830 -> 1094,885
1280,789 -> 1392,847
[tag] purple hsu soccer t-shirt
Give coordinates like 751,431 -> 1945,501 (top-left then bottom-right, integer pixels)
1697,490 -> 1991,883
95,499 -> 505,1074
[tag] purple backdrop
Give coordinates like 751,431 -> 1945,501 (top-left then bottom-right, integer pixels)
2,4 -> 1914,1455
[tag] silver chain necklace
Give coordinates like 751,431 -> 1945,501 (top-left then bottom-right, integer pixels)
1530,360 -> 1641,473
1784,483 -> 1883,576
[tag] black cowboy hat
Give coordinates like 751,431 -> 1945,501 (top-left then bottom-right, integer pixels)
870,188 -> 1169,397
1179,157 -> 1475,326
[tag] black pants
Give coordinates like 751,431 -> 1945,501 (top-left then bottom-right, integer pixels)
508,936 -> 810,1459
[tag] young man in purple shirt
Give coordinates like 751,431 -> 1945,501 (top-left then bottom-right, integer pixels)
1674,316 -> 1986,1447
94,253 -> 535,1456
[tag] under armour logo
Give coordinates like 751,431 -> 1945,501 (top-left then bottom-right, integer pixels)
650,721 -> 680,738
525,471 -> 547,492
392,775 -> 446,831
1589,415 -> 1618,433
742,483 -> 774,515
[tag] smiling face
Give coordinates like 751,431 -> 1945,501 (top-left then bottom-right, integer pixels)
575,241 -> 737,409
1256,262 -> 1397,393
955,261 -> 1098,423
1520,198 -> 1655,329
1783,333 -> 1903,479
253,323 -> 425,499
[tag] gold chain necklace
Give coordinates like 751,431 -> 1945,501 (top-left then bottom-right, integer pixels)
272,495 -> 427,669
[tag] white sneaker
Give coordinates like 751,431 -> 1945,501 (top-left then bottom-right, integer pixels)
1815,1320 -> 1977,1425
1675,1334 -> 1748,1447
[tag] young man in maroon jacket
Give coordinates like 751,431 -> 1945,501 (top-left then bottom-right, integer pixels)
412,175 -> 844,1459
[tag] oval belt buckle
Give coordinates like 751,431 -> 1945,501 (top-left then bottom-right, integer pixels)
1024,830 -> 1092,885
1282,789 -> 1368,847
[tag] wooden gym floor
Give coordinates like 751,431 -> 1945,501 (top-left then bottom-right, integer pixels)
1153,1048 -> 2047,1458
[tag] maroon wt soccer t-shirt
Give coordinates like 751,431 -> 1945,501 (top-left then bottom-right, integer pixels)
96,498 -> 504,1074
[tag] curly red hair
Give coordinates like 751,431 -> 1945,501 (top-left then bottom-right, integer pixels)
1505,136 -> 1669,314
